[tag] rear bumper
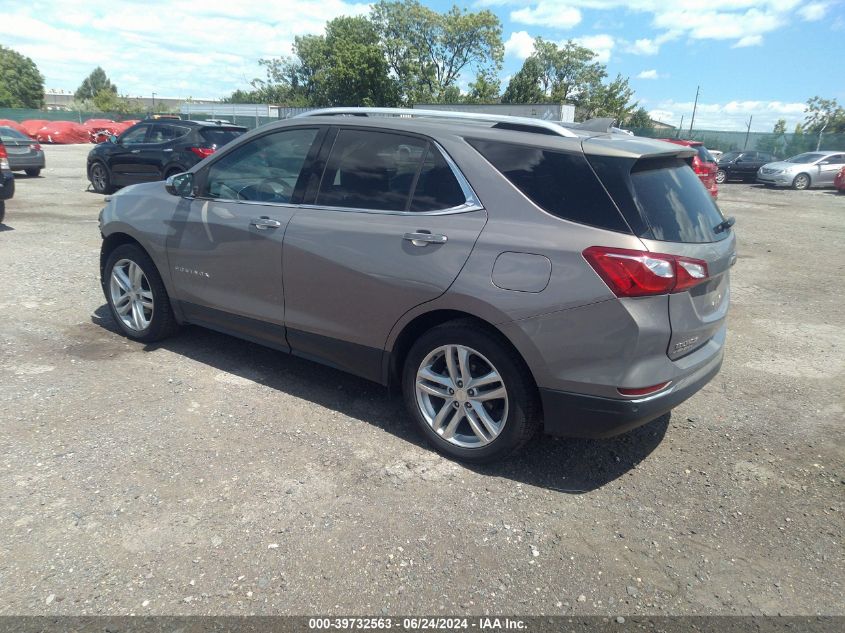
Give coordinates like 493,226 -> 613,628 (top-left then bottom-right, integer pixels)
8,154 -> 45,170
540,348 -> 723,438
0,171 -> 14,200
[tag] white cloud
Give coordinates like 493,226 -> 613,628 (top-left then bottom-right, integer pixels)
798,2 -> 829,21
650,99 -> 807,131
505,1 -> 818,49
1,0 -> 371,98
637,69 -> 659,79
511,2 -> 582,29
574,34 -> 615,63
504,31 -> 537,59
628,38 -> 659,55
733,34 -> 764,47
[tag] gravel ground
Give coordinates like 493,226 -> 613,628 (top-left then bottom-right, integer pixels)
0,145 -> 842,616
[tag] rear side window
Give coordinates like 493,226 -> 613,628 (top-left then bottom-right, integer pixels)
200,128 -> 245,149
468,139 -> 629,233
315,129 -> 466,212
629,158 -> 727,243
410,146 -> 466,211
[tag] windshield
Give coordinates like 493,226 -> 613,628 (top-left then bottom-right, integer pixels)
0,126 -> 30,142
719,151 -> 740,162
786,153 -> 824,164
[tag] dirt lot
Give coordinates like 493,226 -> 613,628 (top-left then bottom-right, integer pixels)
0,145 -> 843,616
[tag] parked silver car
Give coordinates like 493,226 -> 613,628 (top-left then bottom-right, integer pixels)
0,126 -> 46,177
757,151 -> 845,189
97,108 -> 735,462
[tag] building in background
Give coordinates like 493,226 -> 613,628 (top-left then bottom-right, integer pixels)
414,103 -> 576,123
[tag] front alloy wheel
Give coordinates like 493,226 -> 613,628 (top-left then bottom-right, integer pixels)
109,259 -> 154,332
792,173 -> 810,190
415,344 -> 508,448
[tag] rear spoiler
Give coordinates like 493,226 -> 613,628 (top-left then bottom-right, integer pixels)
582,135 -> 697,160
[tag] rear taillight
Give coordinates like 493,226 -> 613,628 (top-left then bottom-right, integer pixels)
583,246 -> 709,297
0,143 -> 8,170
188,146 -> 215,158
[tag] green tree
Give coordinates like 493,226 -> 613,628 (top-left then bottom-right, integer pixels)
803,96 -> 845,134
626,107 -> 652,129
501,56 -> 545,104
464,70 -> 500,104
89,88 -> 146,115
757,119 -> 787,157
371,0 -> 503,104
0,45 -> 45,108
581,73 -> 636,123
75,67 -> 117,102
501,38 -> 612,113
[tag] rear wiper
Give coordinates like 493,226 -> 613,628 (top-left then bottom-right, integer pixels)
713,216 -> 735,234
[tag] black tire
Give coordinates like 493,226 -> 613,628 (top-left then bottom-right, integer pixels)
792,173 -> 811,190
0,200 -> 5,224
102,243 -> 177,343
402,320 -> 540,463
90,161 -> 114,194
715,169 -> 726,184
25,168 -> 41,177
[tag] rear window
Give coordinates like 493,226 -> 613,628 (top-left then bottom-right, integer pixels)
200,127 -> 245,148
468,139 -> 630,233
629,158 -> 727,243
0,127 -> 29,142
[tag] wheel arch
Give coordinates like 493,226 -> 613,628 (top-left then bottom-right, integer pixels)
100,231 -> 184,323
384,309 -> 540,404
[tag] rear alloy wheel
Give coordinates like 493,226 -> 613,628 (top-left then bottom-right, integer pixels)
90,162 -> 114,194
25,168 -> 41,177
715,169 -> 726,184
104,244 -> 177,342
403,321 -> 539,463
792,173 -> 810,190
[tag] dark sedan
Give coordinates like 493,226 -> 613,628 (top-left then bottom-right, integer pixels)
0,126 -> 46,176
86,119 -> 245,194
716,150 -> 778,183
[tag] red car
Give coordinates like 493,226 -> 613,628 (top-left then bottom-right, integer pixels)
835,166 -> 845,193
659,139 -> 719,199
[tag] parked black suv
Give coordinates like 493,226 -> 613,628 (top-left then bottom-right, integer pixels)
716,150 -> 778,183
87,120 -> 246,193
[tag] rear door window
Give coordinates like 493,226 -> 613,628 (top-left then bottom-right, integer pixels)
468,139 -> 630,233
316,129 -> 465,212
629,158 -> 727,243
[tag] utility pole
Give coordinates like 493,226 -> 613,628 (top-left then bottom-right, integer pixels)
816,120 -> 828,151
743,115 -> 753,149
688,85 -> 700,137
152,92 -> 156,113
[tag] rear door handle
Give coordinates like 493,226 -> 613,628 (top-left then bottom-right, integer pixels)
250,217 -> 281,230
403,231 -> 447,246
162,148 -> 173,153
130,149 -> 140,154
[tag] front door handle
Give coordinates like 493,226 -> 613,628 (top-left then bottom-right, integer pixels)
250,217 -> 281,230
403,231 -> 448,246
130,149 -> 141,154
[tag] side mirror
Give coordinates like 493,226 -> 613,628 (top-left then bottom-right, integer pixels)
165,172 -> 194,197
108,135 -> 118,144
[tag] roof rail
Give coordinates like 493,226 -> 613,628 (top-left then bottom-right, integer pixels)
295,107 -> 579,138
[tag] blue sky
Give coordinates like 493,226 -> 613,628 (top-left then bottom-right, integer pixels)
3,0 -> 843,131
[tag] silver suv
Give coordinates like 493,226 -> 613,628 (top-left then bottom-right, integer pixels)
98,108 -> 735,463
